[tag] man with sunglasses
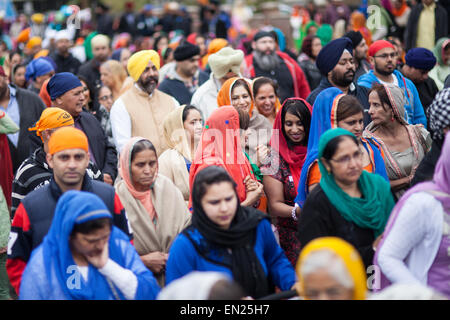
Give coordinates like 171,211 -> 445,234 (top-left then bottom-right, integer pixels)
358,40 -> 427,127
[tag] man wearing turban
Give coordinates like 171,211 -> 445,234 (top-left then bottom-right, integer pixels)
11,107 -> 103,217
7,127 -> 133,296
306,37 -> 371,125
110,50 -> 179,154
358,40 -> 427,127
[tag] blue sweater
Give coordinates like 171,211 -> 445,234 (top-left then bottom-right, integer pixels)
357,70 -> 427,128
165,219 -> 297,291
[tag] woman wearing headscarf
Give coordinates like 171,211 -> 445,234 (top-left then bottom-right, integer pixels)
19,191 -> 161,300
158,105 -> 203,201
115,137 -> 191,286
296,237 -> 368,300
261,98 -> 312,266
315,24 -> 333,46
374,131 -> 450,299
217,77 -> 272,168
166,166 -> 297,298
251,77 -> 282,126
429,38 -> 450,91
295,87 -> 389,210
25,57 -> 55,94
189,106 -> 263,208
363,83 -> 432,200
297,128 -> 395,269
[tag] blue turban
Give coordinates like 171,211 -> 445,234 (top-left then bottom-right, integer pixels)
405,48 -> 437,71
25,57 -> 55,81
47,72 -> 83,100
111,48 -> 123,61
316,37 -> 354,75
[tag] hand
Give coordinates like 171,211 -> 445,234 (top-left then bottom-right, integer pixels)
141,251 -> 168,274
103,173 -> 113,185
244,175 -> 259,192
255,145 -> 270,167
243,180 -> 264,206
85,243 -> 109,269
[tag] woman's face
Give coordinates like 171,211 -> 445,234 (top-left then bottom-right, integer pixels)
130,148 -> 158,192
196,36 -> 207,57
311,38 -> 322,59
156,37 -> 168,51
303,268 -> 354,300
98,86 -> 114,111
368,91 -> 392,126
35,71 -> 54,88
183,109 -> 203,142
337,112 -> 364,138
254,83 -> 277,117
120,49 -> 131,71
11,53 -> 22,67
322,136 -> 363,186
14,66 -> 26,87
100,65 -> 113,88
284,111 -> 305,144
231,85 -> 252,114
201,181 -> 238,230
80,80 -> 91,105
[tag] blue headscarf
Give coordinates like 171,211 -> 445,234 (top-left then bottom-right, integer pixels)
25,57 -> 54,81
41,190 -> 131,300
273,28 -> 286,52
294,87 -> 388,207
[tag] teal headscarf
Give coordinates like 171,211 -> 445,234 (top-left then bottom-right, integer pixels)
318,128 -> 394,237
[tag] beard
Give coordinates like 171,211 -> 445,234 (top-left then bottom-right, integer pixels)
138,75 -> 158,94
330,69 -> 355,87
253,50 -> 280,72
375,63 -> 395,77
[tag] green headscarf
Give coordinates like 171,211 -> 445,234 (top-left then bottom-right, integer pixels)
316,24 -> 333,46
84,31 -> 98,61
433,37 -> 450,66
296,21 -> 319,51
318,128 -> 394,237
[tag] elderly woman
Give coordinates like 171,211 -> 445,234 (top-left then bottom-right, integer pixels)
363,83 -> 432,199
217,77 -> 272,168
374,131 -> 450,299
158,105 -> 203,201
298,128 -> 395,269
252,77 -> 282,126
115,137 -> 191,286
166,166 -> 297,298
296,237 -> 368,300
100,60 -> 128,101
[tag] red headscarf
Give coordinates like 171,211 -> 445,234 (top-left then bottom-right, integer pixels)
270,98 -> 312,191
189,106 -> 255,205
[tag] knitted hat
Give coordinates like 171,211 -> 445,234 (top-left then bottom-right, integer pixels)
208,47 -> 244,79
174,41 -> 200,61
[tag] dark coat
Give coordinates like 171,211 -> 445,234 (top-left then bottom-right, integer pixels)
158,70 -> 209,105
50,52 -> 82,75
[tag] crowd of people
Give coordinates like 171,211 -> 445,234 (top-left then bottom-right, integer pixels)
0,0 -> 449,300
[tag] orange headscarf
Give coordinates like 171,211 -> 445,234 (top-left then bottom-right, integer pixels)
350,12 -> 372,47
217,77 -> 255,117
189,106 -> 255,205
39,78 -> 52,108
119,137 -> 157,221
201,38 -> 229,69
47,127 -> 88,155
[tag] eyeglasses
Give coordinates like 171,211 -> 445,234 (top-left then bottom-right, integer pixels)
99,94 -> 113,101
329,150 -> 363,165
373,52 -> 398,59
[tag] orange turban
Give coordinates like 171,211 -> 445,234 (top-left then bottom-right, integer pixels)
48,126 -> 88,155
39,78 -> 52,108
29,107 -> 74,141
17,28 -> 31,43
201,38 -> 229,69
34,49 -> 49,59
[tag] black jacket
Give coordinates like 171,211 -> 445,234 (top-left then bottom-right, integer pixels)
7,85 -> 46,173
78,58 -> 102,92
404,3 -> 449,52
158,70 -> 209,105
50,52 -> 82,74
75,111 -> 118,180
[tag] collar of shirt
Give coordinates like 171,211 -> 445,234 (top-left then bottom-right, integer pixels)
423,2 -> 436,11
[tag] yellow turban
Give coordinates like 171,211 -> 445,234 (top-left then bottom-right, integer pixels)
295,237 -> 367,300
127,50 -> 160,82
29,107 -> 74,141
26,36 -> 42,49
31,13 -> 45,24
48,126 -> 89,155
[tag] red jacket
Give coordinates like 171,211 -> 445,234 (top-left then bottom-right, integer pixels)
243,51 -> 311,99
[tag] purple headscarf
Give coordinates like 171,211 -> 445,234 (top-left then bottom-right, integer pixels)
373,131 -> 450,290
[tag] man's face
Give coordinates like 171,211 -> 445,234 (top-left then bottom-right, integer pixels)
47,148 -> 89,188
56,38 -> 70,55
329,50 -> 355,87
177,55 -> 200,78
254,37 -> 276,55
137,60 -> 159,95
354,39 -> 368,61
55,86 -> 86,118
371,47 -> 397,76
93,43 -> 110,62
403,65 -> 429,84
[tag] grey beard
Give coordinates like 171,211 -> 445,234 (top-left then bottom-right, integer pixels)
253,50 -> 280,72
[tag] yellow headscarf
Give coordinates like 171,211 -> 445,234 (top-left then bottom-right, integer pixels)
28,107 -> 74,141
162,105 -> 192,161
295,237 -> 367,300
127,50 -> 160,82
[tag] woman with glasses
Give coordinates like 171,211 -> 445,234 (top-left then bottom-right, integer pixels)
97,85 -> 114,146
297,128 -> 395,269
294,87 -> 388,213
363,83 -> 431,200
